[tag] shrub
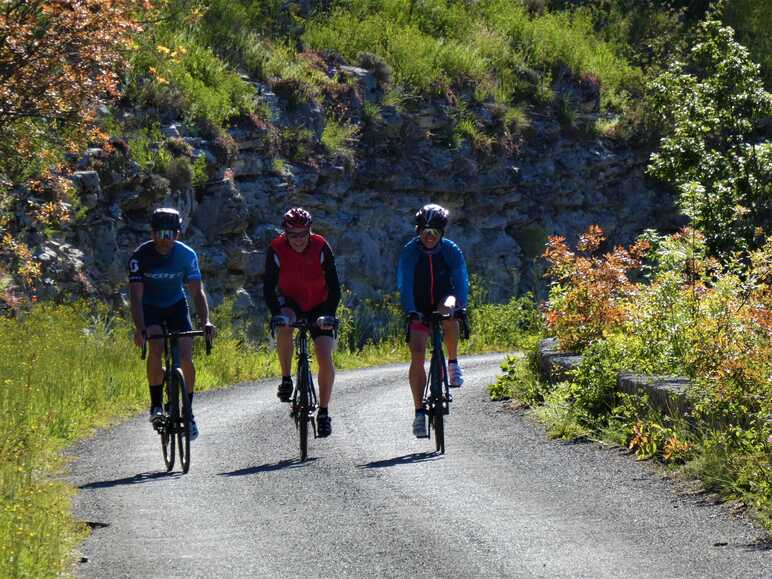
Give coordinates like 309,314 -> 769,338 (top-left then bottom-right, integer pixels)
543,224 -> 649,352
646,13 -> 772,257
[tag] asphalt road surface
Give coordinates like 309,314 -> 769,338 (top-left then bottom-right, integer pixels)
70,353 -> 770,578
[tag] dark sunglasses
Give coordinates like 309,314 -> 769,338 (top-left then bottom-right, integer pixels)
286,229 -> 310,239
155,229 -> 178,240
421,227 -> 443,237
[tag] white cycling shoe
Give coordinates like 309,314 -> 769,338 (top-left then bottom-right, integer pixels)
448,361 -> 464,388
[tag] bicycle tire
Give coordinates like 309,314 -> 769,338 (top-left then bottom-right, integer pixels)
430,347 -> 446,455
161,372 -> 175,471
174,368 -> 191,474
298,367 -> 309,461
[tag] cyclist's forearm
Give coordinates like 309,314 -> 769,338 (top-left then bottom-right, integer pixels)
129,284 -> 144,330
193,290 -> 210,326
130,301 -> 144,331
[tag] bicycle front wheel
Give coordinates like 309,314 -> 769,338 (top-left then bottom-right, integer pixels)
161,373 -> 175,471
433,406 -> 445,454
174,368 -> 192,474
296,368 -> 311,461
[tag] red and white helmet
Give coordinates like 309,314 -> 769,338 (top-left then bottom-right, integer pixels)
282,207 -> 312,229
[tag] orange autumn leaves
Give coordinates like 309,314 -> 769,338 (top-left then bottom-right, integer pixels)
543,225 -> 650,352
0,1 -> 149,128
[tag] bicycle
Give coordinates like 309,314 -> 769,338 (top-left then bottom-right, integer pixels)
141,325 -> 212,474
271,315 -> 338,461
420,299 -> 469,455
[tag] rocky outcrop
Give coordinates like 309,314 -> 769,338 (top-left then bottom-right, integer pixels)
12,58 -> 681,313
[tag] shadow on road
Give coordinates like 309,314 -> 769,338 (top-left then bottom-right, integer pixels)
79,470 -> 181,489
218,457 -> 317,477
357,452 -> 440,469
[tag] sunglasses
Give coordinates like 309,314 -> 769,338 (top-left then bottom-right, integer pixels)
286,229 -> 310,239
155,229 -> 178,240
421,227 -> 443,237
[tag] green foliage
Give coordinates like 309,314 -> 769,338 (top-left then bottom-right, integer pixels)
646,14 -> 772,256
488,350 -> 544,405
321,118 -> 359,161
127,31 -> 255,128
304,0 -> 639,108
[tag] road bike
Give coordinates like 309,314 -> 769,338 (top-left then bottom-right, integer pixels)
271,316 -> 338,461
421,300 -> 469,455
142,326 -> 212,474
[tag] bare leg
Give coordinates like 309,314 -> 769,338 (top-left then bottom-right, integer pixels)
408,331 -> 429,409
277,307 -> 297,377
442,318 -> 460,360
146,324 -> 164,385
178,336 -> 194,393
314,336 -> 335,407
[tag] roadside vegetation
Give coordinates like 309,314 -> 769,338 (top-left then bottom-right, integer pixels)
491,10 -> 771,530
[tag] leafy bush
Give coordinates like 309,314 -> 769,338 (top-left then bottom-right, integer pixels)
543,224 -> 649,351
646,13 -> 772,257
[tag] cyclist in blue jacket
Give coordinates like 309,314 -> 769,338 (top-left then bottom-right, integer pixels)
128,208 -> 215,440
397,203 -> 469,438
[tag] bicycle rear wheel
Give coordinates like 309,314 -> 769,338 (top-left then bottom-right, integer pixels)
174,368 -> 191,474
161,373 -> 175,471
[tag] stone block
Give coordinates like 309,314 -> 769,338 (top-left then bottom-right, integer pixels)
618,373 -> 691,418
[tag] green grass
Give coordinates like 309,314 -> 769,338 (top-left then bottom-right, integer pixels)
1,295 -> 539,576
302,0 -> 640,108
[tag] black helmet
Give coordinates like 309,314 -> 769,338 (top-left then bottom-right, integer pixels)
415,203 -> 449,231
151,207 -> 182,231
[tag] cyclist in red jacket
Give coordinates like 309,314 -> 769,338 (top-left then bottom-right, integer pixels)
263,208 -> 341,437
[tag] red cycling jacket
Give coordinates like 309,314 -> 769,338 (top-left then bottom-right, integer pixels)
263,233 -> 341,315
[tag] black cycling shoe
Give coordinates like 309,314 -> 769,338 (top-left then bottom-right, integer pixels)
316,414 -> 332,438
277,378 -> 293,403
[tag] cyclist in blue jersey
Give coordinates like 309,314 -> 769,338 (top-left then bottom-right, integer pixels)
128,208 -> 216,440
397,204 -> 469,438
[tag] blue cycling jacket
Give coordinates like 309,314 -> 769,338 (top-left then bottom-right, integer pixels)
128,241 -> 202,308
397,237 -> 469,314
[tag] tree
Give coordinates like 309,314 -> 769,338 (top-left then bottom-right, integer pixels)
646,10 -> 772,257
0,0 -> 147,179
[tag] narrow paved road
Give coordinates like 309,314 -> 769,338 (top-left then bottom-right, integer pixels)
70,354 -> 770,578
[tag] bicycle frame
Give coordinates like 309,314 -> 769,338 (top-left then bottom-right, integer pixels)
292,321 -> 319,438
423,314 -> 451,418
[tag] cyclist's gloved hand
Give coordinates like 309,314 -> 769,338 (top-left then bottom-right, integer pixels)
316,316 -> 337,331
270,315 -> 290,329
203,321 -> 217,339
134,328 -> 147,348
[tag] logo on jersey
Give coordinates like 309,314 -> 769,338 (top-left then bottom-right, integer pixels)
129,259 -> 139,273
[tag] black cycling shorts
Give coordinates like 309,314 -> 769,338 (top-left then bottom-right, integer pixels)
143,299 -> 193,333
282,299 -> 335,340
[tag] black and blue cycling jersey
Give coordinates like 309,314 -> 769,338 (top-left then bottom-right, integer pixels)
397,237 -> 469,315
128,241 -> 202,308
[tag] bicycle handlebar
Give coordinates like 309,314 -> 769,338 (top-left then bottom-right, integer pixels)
140,329 -> 213,360
405,308 -> 470,341
269,315 -> 340,338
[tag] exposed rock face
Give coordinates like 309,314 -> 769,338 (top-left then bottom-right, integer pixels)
19,66 -> 681,312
